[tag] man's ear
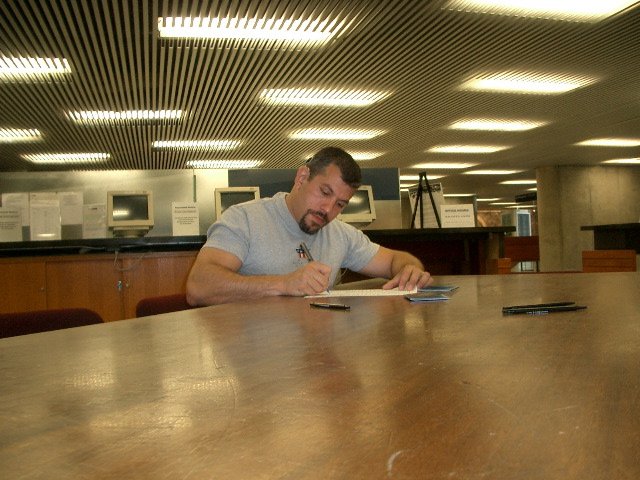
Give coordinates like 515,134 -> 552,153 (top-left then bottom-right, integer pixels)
294,165 -> 310,187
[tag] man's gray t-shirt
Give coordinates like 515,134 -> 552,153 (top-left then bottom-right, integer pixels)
204,192 -> 379,286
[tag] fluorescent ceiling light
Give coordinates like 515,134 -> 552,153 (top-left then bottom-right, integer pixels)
490,202 -> 517,206
157,16 -> 347,46
0,57 -> 71,79
444,193 -> 475,197
460,71 -> 597,94
153,140 -> 241,150
399,174 -> 445,181
444,0 -> 639,23
575,138 -> 640,147
21,153 -> 110,164
0,128 -> 42,143
67,110 -> 182,123
411,162 -> 477,169
186,160 -> 263,169
464,169 -> 520,175
500,179 -> 537,185
602,158 -> 640,164
289,128 -> 385,140
528,188 -> 538,191
261,88 -> 389,107
449,118 -> 548,131
349,151 -> 384,161
477,198 -> 501,202
427,145 -> 510,153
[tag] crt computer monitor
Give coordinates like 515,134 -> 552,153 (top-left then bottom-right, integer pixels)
215,187 -> 260,219
337,185 -> 377,224
107,190 -> 154,237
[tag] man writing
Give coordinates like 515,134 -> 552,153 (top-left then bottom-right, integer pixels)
186,147 -> 432,306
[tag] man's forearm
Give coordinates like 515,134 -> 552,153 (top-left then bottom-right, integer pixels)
390,250 -> 424,277
186,264 -> 286,306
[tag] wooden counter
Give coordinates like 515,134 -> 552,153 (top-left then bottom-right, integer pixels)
581,223 -> 640,253
363,226 -> 514,275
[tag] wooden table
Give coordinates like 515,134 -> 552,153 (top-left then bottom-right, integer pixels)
1,273 -> 639,479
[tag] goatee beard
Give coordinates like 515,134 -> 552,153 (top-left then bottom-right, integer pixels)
299,210 -> 327,234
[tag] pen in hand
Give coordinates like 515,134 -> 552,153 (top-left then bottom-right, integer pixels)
300,242 -> 314,262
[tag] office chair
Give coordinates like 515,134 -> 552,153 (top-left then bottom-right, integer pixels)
582,249 -> 637,272
0,308 -> 104,339
135,293 -> 193,317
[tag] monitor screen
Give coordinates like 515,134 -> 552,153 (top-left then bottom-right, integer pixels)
338,185 -> 376,224
112,194 -> 150,221
107,190 -> 154,235
215,187 -> 260,219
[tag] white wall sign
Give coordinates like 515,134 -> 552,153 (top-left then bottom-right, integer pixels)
440,204 -> 476,228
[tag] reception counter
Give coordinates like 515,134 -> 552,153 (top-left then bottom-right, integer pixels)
581,223 -> 640,253
0,227 -> 514,275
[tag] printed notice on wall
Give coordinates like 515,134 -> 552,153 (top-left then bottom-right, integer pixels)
83,203 -> 107,239
0,208 -> 23,242
1,192 -> 30,226
440,204 -> 476,228
29,192 -> 61,241
59,191 -> 84,225
172,202 -> 200,236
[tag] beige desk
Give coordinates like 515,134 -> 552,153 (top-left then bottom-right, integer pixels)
1,273 -> 639,479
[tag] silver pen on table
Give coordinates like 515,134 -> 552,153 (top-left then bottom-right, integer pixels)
300,242 -> 314,262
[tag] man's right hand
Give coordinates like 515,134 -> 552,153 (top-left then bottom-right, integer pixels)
284,262 -> 331,296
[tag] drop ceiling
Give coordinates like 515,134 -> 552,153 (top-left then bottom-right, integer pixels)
1,0 -> 640,203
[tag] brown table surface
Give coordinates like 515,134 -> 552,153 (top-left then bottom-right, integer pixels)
1,273 -> 639,479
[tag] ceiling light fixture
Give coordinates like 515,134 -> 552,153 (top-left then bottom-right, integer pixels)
411,162 -> 477,169
289,128 -> 385,140
449,118 -> 548,131
444,0 -> 639,23
67,110 -> 182,123
153,140 -> 241,150
602,158 -> 640,164
186,160 -> 263,169
158,16 -> 347,46
460,71 -> 597,94
260,88 -> 389,107
0,57 -> 71,80
444,193 -> 476,197
399,174 -> 445,181
21,153 -> 110,164
477,198 -> 501,202
0,128 -> 42,143
464,169 -> 520,175
500,179 -> 537,185
427,145 -> 510,153
575,138 -> 640,147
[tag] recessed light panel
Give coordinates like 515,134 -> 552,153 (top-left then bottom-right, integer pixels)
67,110 -> 182,123
412,162 -> 477,169
444,0 -> 639,22
21,153 -> 110,164
186,160 -> 263,168
500,179 -> 537,185
464,169 -> 520,175
1,57 -> 71,80
153,140 -> 241,150
0,128 -> 42,143
158,16 -> 347,46
289,128 -> 385,140
261,88 -> 389,107
427,145 -> 510,154
460,71 -> 597,94
575,138 -> 640,147
602,158 -> 640,164
449,118 -> 548,131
